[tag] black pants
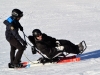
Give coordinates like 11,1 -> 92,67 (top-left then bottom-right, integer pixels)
58,40 -> 80,54
7,37 -> 25,64
43,40 -> 80,59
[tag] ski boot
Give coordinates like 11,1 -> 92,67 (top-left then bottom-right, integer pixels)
8,63 -> 23,68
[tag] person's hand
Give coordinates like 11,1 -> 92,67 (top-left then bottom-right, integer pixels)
23,41 -> 27,46
20,26 -> 23,31
55,41 -> 64,51
55,46 -> 64,51
31,46 -> 37,54
56,41 -> 60,46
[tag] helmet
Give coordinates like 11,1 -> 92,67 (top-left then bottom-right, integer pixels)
12,9 -> 23,18
32,29 -> 42,38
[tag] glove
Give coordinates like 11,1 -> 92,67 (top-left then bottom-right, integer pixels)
55,46 -> 64,51
23,41 -> 27,46
55,41 -> 64,51
56,41 -> 61,47
31,46 -> 37,54
20,26 -> 23,31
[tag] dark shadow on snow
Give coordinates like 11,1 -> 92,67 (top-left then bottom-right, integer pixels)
77,49 -> 100,60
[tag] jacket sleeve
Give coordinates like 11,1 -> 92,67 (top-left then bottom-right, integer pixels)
18,22 -> 23,31
43,33 -> 57,47
10,25 -> 24,44
28,36 -> 36,46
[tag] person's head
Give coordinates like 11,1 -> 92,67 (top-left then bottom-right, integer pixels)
32,29 -> 42,41
12,9 -> 23,20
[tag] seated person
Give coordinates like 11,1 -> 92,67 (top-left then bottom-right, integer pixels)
28,29 -> 85,60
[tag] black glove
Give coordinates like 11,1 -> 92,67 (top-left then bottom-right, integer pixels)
31,46 -> 37,54
20,26 -> 23,31
23,41 -> 27,46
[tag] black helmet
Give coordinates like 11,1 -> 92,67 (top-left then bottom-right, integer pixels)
32,29 -> 42,38
12,9 -> 23,18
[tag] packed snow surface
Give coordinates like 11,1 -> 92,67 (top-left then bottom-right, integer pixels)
0,0 -> 100,75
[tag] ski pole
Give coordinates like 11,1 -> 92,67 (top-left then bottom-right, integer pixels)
22,31 -> 28,38
22,31 -> 26,41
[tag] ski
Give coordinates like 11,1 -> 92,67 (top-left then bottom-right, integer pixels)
57,55 -> 80,63
7,55 -> 81,70
21,55 -> 80,68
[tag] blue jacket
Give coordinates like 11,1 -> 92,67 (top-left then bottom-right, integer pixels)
3,16 -> 24,44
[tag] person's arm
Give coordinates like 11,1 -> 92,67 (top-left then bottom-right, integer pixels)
28,36 -> 35,45
43,33 -> 57,47
28,36 -> 37,54
9,23 -> 27,46
18,22 -> 23,31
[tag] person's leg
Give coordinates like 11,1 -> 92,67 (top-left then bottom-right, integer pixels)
10,45 -> 16,64
59,40 -> 80,54
8,37 -> 25,64
13,49 -> 24,64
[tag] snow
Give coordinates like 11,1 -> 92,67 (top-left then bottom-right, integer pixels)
0,0 -> 100,75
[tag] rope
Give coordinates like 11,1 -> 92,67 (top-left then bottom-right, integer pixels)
24,53 -> 35,64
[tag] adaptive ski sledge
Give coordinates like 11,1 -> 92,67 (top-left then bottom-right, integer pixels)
22,41 -> 87,68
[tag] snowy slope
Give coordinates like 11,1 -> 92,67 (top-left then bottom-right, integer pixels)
0,0 -> 100,75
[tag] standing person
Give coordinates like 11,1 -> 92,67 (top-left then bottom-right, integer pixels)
3,9 -> 27,68
28,29 -> 85,62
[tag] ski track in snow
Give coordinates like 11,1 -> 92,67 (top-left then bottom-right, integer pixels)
0,0 -> 100,75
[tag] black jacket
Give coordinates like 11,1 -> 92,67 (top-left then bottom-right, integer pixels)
28,33 -> 58,58
3,16 -> 24,44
